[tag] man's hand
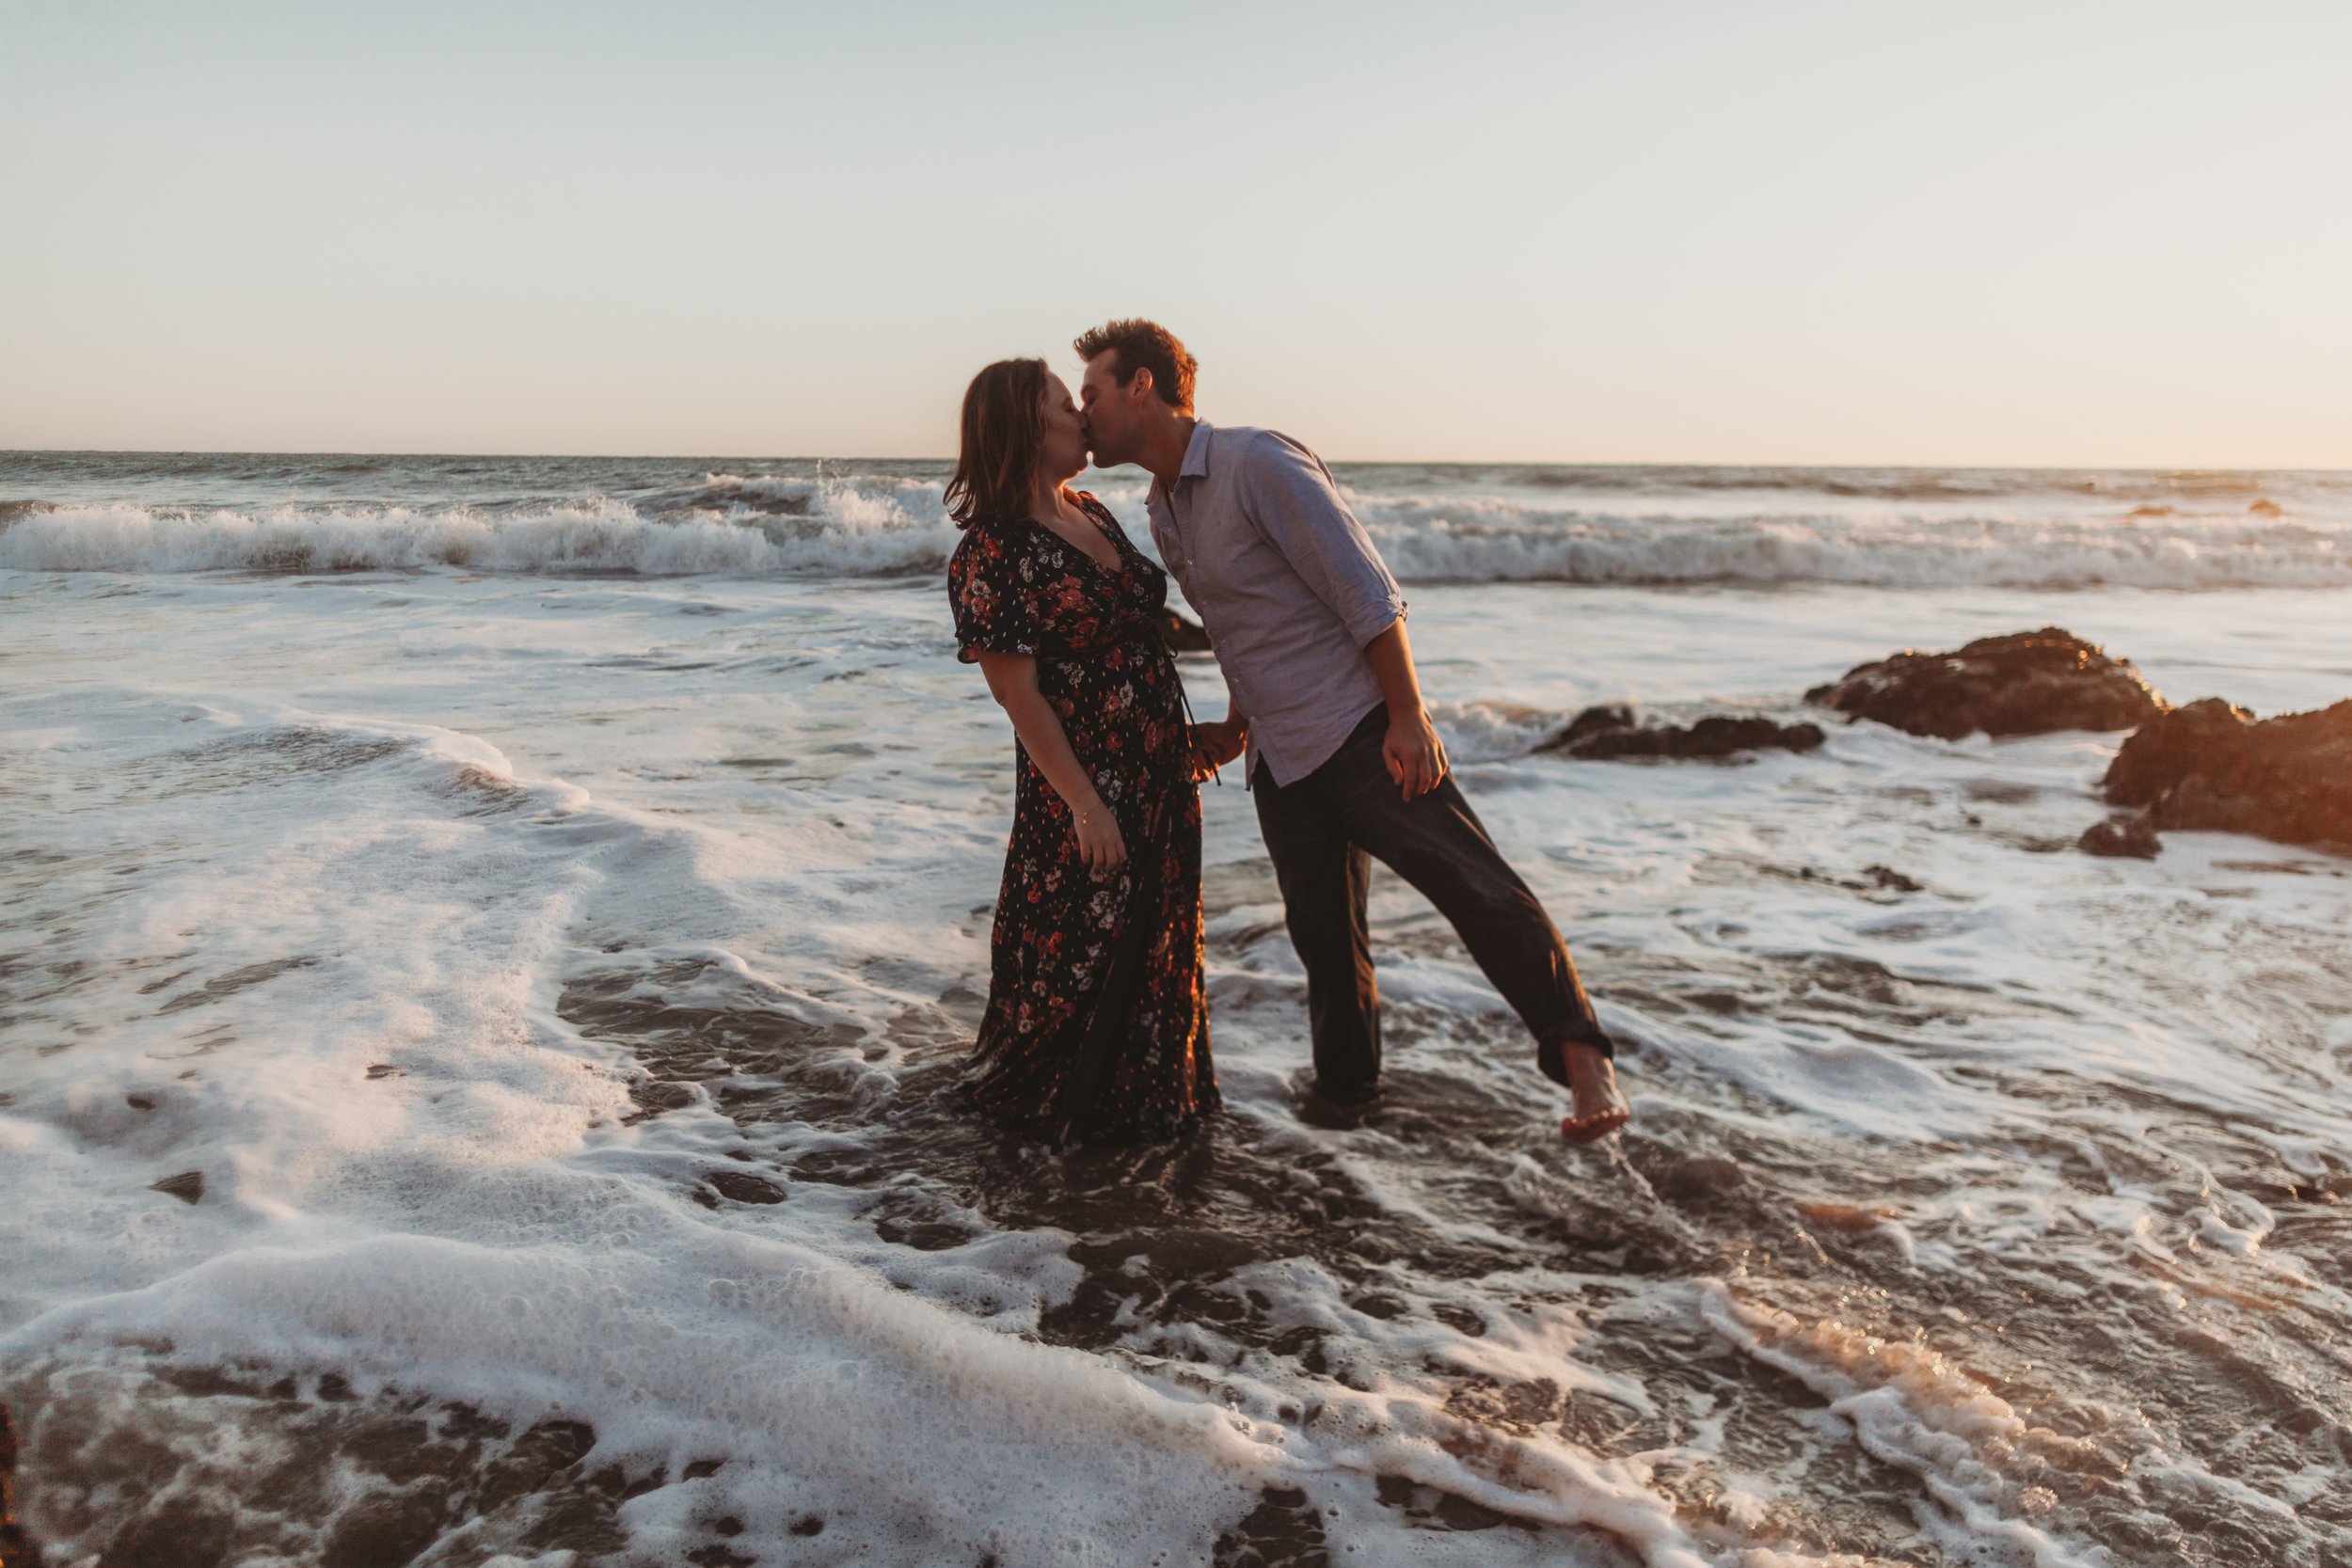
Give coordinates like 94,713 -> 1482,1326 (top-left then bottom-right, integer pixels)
1189,717 -> 1247,782
1383,706 -> 1449,801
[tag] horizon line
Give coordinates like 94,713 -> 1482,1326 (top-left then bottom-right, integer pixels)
6,446 -> 2349,479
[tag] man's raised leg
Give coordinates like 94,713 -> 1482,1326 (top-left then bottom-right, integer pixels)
1331,766 -> 1629,1140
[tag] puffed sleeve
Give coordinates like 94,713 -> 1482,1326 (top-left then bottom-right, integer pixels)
948,526 -> 1042,664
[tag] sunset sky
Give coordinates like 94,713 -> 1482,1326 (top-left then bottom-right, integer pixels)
5,1 -> 2348,466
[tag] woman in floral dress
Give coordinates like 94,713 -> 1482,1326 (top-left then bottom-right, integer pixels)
945,356 -> 1217,1145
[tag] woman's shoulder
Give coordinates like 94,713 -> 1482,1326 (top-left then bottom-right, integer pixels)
953,514 -> 1022,552
949,515 -> 1039,579
1070,490 -> 1136,539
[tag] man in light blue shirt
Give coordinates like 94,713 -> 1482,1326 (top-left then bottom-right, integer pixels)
1074,319 -> 1630,1141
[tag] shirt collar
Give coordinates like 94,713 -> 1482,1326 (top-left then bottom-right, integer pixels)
1177,420 -> 1214,480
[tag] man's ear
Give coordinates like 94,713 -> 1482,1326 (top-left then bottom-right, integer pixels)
1129,366 -> 1156,405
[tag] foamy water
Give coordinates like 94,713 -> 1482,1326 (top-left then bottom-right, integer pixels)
4,452 -> 2350,1565
5,453 -> 2350,589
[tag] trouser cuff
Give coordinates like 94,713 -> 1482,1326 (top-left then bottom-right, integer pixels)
1537,1032 -> 1615,1087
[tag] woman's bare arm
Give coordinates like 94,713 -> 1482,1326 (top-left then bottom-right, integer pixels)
974,650 -> 1127,871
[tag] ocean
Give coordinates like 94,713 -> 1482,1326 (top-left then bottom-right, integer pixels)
3,451 -> 2349,1567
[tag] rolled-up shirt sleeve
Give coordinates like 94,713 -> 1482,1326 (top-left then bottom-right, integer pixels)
1238,432 -> 1408,646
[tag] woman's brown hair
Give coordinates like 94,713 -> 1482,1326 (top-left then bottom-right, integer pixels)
945,356 -> 1048,529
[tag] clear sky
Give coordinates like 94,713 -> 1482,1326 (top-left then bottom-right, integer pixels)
4,1 -> 2349,466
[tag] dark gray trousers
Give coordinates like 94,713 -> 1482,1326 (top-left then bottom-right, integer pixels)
1252,705 -> 1614,1103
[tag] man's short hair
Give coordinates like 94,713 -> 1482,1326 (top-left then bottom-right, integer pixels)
1073,319 -> 1198,415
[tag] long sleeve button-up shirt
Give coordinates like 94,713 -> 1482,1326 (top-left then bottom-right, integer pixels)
1145,421 -> 1408,785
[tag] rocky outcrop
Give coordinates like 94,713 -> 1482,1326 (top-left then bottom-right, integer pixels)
1158,609 -> 1211,653
151,1170 -> 203,1204
2102,697 -> 2352,852
1806,627 -> 2167,740
1543,703 -> 1634,752
1537,705 -> 1824,762
2078,814 -> 2161,859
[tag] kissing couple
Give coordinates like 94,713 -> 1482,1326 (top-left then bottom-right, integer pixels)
945,319 -> 1630,1148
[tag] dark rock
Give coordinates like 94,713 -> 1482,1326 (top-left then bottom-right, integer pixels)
1157,609 -> 1211,653
1536,703 -> 1635,752
2103,697 -> 2352,852
1545,714 -> 1825,762
1805,627 -> 2168,740
2079,815 -> 2161,860
151,1170 -> 204,1205
1862,864 -> 1923,893
706,1171 -> 787,1206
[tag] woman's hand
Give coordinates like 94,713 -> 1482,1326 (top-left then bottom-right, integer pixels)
1189,717 -> 1247,781
973,652 -> 1129,875
1073,798 -> 1128,873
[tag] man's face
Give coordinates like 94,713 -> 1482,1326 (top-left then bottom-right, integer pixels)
1077,351 -> 1138,467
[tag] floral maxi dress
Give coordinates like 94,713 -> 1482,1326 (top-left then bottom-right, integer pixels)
947,493 -> 1218,1144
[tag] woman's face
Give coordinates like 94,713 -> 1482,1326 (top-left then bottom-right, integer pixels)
1036,372 -> 1089,486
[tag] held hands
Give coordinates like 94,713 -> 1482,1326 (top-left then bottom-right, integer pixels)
1073,796 -> 1128,874
1188,717 -> 1247,783
1383,706 -> 1450,801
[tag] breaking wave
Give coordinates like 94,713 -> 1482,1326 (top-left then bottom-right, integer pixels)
1354,504 -> 2352,590
5,470 -> 2350,589
0,481 -> 959,578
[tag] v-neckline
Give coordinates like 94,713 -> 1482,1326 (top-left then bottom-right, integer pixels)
1028,502 -> 1127,579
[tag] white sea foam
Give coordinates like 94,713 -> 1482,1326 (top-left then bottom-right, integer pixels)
24,1229 -> 1282,1564
6,470 -> 2351,589
0,696 -> 1281,1563
6,545 -> 2351,1563
1343,491 -> 2352,590
0,482 -> 959,578
1697,1287 -> 2106,1568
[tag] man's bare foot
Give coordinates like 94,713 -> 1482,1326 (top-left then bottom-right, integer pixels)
1557,1041 -> 1629,1144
